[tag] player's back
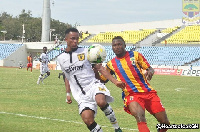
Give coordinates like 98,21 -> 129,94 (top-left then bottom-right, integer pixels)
27,56 -> 32,63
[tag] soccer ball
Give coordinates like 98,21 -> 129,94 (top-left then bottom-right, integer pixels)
87,44 -> 107,63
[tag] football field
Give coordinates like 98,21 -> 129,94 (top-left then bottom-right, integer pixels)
0,67 -> 200,132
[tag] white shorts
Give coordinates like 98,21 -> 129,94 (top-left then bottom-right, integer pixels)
78,81 -> 114,116
40,65 -> 50,75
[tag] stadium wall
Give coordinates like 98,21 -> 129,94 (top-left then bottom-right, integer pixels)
77,19 -> 183,34
0,45 -> 27,67
0,42 -> 56,67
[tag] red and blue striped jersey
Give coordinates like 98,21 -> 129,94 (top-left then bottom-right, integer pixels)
106,51 -> 155,96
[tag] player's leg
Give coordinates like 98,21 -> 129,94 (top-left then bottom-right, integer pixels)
95,93 -> 122,132
81,109 -> 102,132
37,74 -> 43,84
41,67 -> 50,83
42,71 -> 50,80
145,93 -> 170,132
27,64 -> 29,71
30,63 -> 32,72
128,101 -> 150,132
58,72 -> 62,79
154,111 -> 170,132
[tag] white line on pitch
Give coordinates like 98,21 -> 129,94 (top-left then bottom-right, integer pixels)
0,111 -> 138,131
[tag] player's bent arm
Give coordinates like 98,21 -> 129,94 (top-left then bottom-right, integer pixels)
95,64 -> 126,89
93,65 -> 109,83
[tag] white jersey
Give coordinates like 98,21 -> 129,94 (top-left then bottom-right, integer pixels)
58,47 -> 114,114
40,53 -> 49,67
57,47 -> 99,101
39,52 -> 50,74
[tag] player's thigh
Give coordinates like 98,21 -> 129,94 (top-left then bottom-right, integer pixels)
145,93 -> 165,115
92,81 -> 114,103
79,101 -> 98,117
128,101 -> 146,122
128,101 -> 145,116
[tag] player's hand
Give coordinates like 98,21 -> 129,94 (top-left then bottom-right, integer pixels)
66,96 -> 72,104
115,81 -> 126,90
93,63 -> 102,70
145,67 -> 154,81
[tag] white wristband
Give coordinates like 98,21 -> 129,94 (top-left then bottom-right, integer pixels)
66,93 -> 70,96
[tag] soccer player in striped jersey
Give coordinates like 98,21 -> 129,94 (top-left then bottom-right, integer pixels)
57,28 -> 125,132
27,54 -> 32,72
97,36 -> 170,132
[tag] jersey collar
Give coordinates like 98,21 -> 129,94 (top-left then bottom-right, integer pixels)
65,47 -> 79,54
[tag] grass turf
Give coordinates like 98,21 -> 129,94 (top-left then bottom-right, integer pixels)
0,67 -> 200,132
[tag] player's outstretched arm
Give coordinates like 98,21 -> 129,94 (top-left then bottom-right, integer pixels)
94,64 -> 126,89
65,78 -> 72,104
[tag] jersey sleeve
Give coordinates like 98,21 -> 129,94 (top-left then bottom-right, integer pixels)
99,61 -> 114,82
136,51 -> 150,70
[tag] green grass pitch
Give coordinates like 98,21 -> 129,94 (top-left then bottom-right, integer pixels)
0,67 -> 200,132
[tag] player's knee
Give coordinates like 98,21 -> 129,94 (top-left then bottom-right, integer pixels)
81,113 -> 94,126
130,110 -> 146,122
47,72 -> 50,76
96,100 -> 107,108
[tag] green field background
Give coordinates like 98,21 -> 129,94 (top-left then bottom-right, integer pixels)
0,67 -> 200,132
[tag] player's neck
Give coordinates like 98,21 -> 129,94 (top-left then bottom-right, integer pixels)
116,51 -> 126,58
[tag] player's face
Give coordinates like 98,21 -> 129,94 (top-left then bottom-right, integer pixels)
65,32 -> 79,51
43,47 -> 47,53
112,39 -> 126,57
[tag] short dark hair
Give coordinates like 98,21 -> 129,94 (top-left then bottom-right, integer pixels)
112,36 -> 125,44
43,46 -> 47,49
65,28 -> 79,35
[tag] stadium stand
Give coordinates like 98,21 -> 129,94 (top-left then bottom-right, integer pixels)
161,26 -> 180,33
79,32 -> 90,42
161,25 -> 200,44
0,43 -> 23,60
87,29 -> 157,44
48,44 -> 67,60
136,46 -> 200,66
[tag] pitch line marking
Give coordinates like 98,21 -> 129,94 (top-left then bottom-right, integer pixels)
0,111 -> 138,131
175,88 -> 184,91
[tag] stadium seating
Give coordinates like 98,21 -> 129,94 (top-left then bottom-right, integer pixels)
48,44 -> 67,60
48,44 -> 200,66
0,43 -> 23,60
161,26 -> 180,33
87,29 -> 156,44
79,32 -> 90,42
136,46 -> 200,66
161,25 -> 200,44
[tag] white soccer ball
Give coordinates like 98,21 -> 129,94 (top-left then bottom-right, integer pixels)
87,44 -> 107,63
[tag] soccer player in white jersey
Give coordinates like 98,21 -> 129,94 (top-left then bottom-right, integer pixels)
37,47 -> 50,84
57,28 -> 125,132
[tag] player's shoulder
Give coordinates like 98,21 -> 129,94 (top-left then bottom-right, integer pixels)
77,47 -> 87,53
57,52 -> 67,60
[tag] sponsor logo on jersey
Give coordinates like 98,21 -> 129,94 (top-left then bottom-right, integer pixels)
77,53 -> 85,61
99,87 -> 106,91
65,64 -> 84,73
